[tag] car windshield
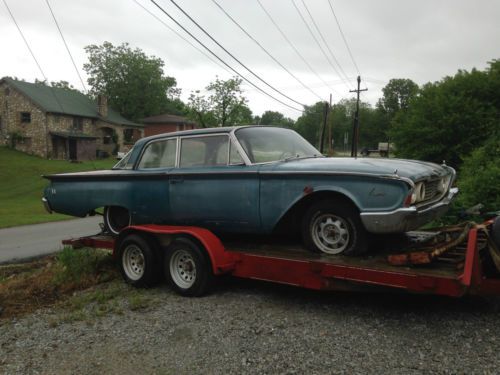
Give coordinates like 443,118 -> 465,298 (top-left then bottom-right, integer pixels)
235,127 -> 321,163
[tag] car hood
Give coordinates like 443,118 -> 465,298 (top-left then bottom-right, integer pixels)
264,157 -> 452,182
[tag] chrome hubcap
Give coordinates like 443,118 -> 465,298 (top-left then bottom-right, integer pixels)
170,250 -> 196,289
311,214 -> 350,254
122,244 -> 145,281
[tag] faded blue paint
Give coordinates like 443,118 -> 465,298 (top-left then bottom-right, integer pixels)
43,126 -> 455,235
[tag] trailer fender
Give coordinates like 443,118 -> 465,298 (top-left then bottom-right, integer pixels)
116,225 -> 236,275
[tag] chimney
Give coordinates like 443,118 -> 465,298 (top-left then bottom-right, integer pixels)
97,94 -> 108,117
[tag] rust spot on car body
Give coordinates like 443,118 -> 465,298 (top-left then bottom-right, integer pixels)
303,186 -> 314,195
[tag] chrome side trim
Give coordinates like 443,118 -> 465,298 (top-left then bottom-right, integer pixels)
42,197 -> 52,214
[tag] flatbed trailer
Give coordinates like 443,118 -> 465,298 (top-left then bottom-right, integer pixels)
62,219 -> 500,298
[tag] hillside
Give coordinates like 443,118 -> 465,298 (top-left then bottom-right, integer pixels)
0,147 -> 116,228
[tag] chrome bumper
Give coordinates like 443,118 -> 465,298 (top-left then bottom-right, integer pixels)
360,188 -> 459,233
42,197 -> 52,214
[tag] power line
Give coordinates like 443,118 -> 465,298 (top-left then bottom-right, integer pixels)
44,0 -> 87,93
211,0 -> 324,101
298,0 -> 353,89
149,0 -> 303,112
166,0 -> 306,108
291,0 -> 351,90
133,0 -> 234,78
2,0 -> 65,112
326,0 -> 360,75
256,0 -> 337,94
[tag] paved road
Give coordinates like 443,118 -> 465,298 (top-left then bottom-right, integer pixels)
0,216 -> 102,263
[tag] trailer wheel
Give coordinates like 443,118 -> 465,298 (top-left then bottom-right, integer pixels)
119,234 -> 161,287
166,237 -> 213,297
302,199 -> 368,256
104,206 -> 131,236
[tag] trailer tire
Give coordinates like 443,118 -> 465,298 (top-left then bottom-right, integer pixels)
165,237 -> 213,297
302,199 -> 368,256
118,234 -> 161,287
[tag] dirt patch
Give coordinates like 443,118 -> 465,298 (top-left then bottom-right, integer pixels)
0,249 -> 118,320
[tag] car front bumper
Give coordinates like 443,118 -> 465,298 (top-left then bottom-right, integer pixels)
360,188 -> 459,233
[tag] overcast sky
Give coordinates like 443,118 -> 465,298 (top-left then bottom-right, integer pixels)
1,0 -> 499,119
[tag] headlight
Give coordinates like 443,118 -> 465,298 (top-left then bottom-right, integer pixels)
414,182 -> 426,202
438,176 -> 450,193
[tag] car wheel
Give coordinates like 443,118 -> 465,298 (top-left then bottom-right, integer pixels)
165,237 -> 213,297
302,199 -> 368,256
118,234 -> 161,287
104,206 -> 131,235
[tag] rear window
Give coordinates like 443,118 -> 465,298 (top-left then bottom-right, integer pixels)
180,135 -> 229,167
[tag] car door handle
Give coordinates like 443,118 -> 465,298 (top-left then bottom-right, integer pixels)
170,177 -> 184,184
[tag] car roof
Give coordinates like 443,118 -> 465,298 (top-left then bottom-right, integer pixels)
134,125 -> 292,148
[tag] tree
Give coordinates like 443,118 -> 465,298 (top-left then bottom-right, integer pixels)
35,79 -> 77,91
389,60 -> 500,166
187,77 -> 252,127
83,42 -> 179,120
294,102 -> 325,147
259,110 -> 295,127
377,78 -> 419,118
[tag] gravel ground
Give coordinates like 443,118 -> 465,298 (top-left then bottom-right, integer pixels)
1,278 -> 500,375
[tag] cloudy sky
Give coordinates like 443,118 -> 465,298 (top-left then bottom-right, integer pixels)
1,0 -> 499,119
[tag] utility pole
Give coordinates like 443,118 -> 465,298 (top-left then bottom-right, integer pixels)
327,93 -> 333,155
319,101 -> 329,154
350,76 -> 367,157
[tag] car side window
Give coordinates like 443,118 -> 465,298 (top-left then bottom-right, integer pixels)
180,135 -> 229,167
138,139 -> 177,169
229,141 -> 244,165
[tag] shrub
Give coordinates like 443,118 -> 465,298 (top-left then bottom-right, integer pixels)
457,135 -> 500,213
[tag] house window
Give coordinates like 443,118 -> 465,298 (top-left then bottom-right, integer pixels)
4,88 -> 10,96
124,129 -> 134,143
72,117 -> 83,131
20,112 -> 31,123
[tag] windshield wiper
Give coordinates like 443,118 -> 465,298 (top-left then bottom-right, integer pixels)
283,154 -> 322,162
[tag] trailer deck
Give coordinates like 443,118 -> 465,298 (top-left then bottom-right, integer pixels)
62,220 -> 500,297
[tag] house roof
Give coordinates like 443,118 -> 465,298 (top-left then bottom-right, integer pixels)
1,77 -> 142,128
140,113 -> 195,125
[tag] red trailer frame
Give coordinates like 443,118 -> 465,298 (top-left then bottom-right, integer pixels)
62,221 -> 500,298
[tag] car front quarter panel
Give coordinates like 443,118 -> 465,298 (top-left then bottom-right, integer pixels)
260,174 -> 409,232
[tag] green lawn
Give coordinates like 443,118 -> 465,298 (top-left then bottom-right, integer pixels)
0,147 -> 116,228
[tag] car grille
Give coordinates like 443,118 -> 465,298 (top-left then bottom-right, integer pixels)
423,179 -> 441,202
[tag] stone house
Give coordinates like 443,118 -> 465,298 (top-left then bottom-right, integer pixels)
0,77 -> 143,160
140,113 -> 196,137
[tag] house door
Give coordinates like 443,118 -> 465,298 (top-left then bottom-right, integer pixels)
69,139 -> 77,160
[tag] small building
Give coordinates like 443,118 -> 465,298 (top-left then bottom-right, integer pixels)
140,114 -> 196,137
0,77 -> 143,160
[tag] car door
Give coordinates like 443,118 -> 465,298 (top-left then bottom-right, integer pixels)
132,137 -> 177,224
168,133 -> 260,232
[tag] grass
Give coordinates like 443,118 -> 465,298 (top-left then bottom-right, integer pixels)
0,146 -> 116,228
0,248 -> 160,322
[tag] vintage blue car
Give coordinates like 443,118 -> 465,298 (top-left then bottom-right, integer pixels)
43,126 -> 458,255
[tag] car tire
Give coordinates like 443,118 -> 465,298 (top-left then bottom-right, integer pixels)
302,199 -> 368,256
165,237 -> 213,297
118,234 -> 161,287
104,206 -> 131,235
